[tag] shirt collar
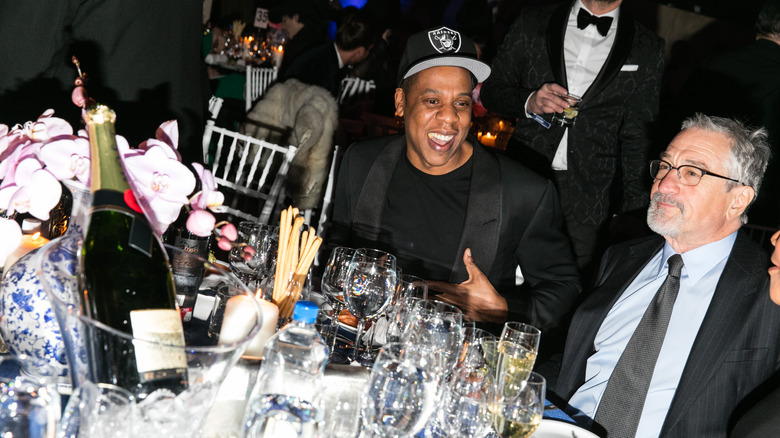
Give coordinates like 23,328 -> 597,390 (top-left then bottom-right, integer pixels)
660,231 -> 738,284
334,42 -> 345,69
572,0 -> 620,25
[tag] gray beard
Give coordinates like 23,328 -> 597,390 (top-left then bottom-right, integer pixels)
646,193 -> 684,239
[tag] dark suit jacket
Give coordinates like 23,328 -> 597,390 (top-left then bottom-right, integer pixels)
481,2 -> 665,225
281,42 -> 345,99
329,135 -> 581,331
555,232 -> 780,437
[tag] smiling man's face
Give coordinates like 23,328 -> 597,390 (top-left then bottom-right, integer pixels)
395,66 -> 474,176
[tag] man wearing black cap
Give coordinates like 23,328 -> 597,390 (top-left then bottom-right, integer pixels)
329,27 -> 580,330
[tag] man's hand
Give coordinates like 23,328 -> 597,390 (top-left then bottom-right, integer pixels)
527,83 -> 570,115
428,248 -> 509,323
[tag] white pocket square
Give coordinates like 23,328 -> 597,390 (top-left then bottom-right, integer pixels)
621,64 -> 639,72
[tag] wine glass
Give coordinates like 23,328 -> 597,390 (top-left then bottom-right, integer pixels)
403,300 -> 464,379
362,343 -> 438,438
397,274 -> 428,301
496,322 -> 541,395
491,372 -> 546,438
320,246 -> 356,360
229,221 -> 277,287
343,248 -> 397,365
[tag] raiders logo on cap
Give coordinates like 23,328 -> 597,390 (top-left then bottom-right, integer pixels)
427,27 -> 461,54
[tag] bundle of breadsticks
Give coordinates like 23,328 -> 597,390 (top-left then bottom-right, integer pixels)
272,206 -> 322,319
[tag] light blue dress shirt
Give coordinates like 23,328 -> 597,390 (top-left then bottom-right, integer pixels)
568,232 -> 737,437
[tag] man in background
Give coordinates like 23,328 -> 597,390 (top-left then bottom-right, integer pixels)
481,0 -> 665,285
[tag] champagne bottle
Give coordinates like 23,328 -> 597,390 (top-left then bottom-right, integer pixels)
78,104 -> 187,397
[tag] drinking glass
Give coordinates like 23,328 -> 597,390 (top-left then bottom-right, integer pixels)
396,274 -> 428,301
0,355 -> 60,438
491,372 -> 546,438
551,93 -> 582,126
59,381 -> 136,438
496,322 -> 541,397
385,296 -> 423,345
320,247 -> 356,359
230,221 -> 278,287
362,343 -> 438,438
343,248 -> 397,365
403,300 -> 464,378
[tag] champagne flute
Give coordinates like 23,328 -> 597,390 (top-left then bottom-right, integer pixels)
343,248 -> 397,365
320,247 -> 356,360
496,322 -> 540,395
491,372 -> 546,438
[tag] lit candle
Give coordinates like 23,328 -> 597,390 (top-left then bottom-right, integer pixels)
217,293 -> 278,359
481,132 -> 496,147
3,232 -> 49,272
272,45 -> 284,68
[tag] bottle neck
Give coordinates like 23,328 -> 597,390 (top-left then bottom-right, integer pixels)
86,105 -> 131,195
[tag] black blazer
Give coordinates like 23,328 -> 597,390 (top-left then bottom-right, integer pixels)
481,1 -> 665,225
555,232 -> 780,437
281,42 -> 345,99
328,135 -> 581,331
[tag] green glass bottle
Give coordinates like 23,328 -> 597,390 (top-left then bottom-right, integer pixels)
78,105 -> 187,398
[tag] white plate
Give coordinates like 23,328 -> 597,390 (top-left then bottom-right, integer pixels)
531,419 -> 599,438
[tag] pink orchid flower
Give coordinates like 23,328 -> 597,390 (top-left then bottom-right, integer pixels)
0,158 -> 61,220
190,162 -> 226,212
123,145 -> 196,235
39,136 -> 91,185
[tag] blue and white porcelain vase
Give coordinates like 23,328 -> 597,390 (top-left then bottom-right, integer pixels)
0,180 -> 88,378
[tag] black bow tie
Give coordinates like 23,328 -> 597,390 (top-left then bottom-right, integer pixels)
577,8 -> 613,37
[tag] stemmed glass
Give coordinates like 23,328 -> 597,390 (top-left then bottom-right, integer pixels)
343,248 -> 397,365
320,246 -> 356,360
491,372 -> 546,438
229,221 -> 278,288
496,322 -> 541,394
362,343 -> 438,438
403,300 -> 464,379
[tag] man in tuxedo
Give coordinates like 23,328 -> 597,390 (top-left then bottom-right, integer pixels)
480,0 -> 665,282
281,8 -> 378,99
555,114 -> 780,437
329,27 -> 581,330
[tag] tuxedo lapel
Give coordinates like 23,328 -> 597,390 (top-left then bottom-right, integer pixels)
546,2 -> 570,89
449,144 -> 501,283
661,233 -> 768,433
581,8 -> 634,103
352,136 -> 405,240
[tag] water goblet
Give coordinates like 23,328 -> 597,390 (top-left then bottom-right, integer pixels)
362,343 -> 438,438
491,372 -> 546,438
320,247 -> 356,359
229,221 -> 277,287
343,248 -> 397,365
403,300 -> 464,378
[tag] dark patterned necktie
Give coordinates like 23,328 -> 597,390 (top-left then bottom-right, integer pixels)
593,254 -> 684,437
577,8 -> 613,37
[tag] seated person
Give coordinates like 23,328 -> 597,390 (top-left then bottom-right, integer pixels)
281,8 -> 378,99
555,114 -> 780,436
328,26 -> 581,330
729,229 -> 780,436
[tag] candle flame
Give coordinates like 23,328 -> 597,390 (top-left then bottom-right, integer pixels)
32,232 -> 41,240
255,288 -> 263,300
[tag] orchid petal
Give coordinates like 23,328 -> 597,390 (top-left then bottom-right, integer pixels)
39,136 -> 91,184
6,169 -> 61,220
0,219 -> 23,264
123,146 -> 195,203
217,237 -> 233,251
221,223 -> 237,241
156,120 -> 179,150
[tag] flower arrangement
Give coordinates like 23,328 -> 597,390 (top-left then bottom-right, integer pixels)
0,58 -> 247,264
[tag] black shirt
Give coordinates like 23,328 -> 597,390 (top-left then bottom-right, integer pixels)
379,151 -> 472,281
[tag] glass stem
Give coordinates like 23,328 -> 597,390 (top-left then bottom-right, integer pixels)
329,301 -> 343,359
352,319 -> 365,364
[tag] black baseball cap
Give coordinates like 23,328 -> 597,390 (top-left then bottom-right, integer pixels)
397,26 -> 490,86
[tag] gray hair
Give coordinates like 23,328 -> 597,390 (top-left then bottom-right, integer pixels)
681,113 -> 771,223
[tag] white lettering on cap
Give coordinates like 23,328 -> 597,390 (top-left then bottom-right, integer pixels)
428,27 -> 461,53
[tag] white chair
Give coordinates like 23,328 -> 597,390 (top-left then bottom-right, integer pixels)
245,65 -> 278,112
338,76 -> 376,106
207,95 -> 224,120
202,120 -> 297,224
